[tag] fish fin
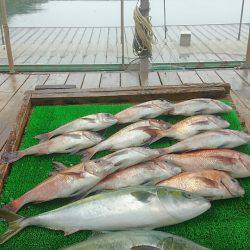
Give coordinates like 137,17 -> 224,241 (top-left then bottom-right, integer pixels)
131,190 -> 154,203
64,229 -> 78,236
81,148 -> 97,161
0,151 -> 25,164
133,126 -> 162,145
34,132 -> 53,142
195,177 -> 219,187
52,161 -> 67,171
0,209 -> 25,244
2,202 -> 20,213
131,246 -> 161,250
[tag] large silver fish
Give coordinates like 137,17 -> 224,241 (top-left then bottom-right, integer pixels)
115,100 -> 173,124
34,113 -> 118,141
1,131 -> 104,164
158,149 -> 250,178
3,147 -> 162,212
164,115 -> 229,140
168,98 -> 232,116
0,186 -> 210,244
163,130 -> 250,154
82,120 -> 171,160
157,170 -> 245,200
62,230 -> 208,250
90,161 -> 181,192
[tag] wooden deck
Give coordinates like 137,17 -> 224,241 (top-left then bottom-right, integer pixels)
0,68 -> 250,155
0,24 -> 249,65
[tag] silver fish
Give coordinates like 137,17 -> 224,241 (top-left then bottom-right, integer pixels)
82,121 -> 171,160
165,115 -> 229,140
1,131 -> 104,164
3,147 -> 162,212
34,113 -> 117,141
158,149 -> 250,178
90,161 -> 181,192
115,100 -> 173,124
163,130 -> 250,154
157,170 -> 245,200
62,230 -> 209,250
0,186 -> 211,244
169,99 -> 232,116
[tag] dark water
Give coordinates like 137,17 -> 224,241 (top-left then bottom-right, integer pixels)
3,0 -> 250,27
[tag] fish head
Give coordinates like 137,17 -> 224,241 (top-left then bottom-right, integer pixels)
148,119 -> 172,130
210,116 -> 230,128
157,186 -> 211,221
213,100 -> 232,112
219,172 -> 245,198
155,161 -> 182,177
98,113 -> 118,125
237,153 -> 250,178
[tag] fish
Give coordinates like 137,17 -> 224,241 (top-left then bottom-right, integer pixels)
115,100 -> 173,124
62,230 -> 208,250
89,161 -> 182,193
3,147 -> 162,212
164,115 -> 229,140
82,121 -> 171,160
163,130 -> 250,154
0,186 -> 211,244
0,131 -> 104,164
168,98 -> 232,116
158,149 -> 250,178
157,170 -> 245,200
34,113 -> 117,141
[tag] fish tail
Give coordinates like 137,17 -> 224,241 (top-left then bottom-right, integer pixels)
0,151 -> 24,164
3,197 -> 26,213
34,132 -> 52,142
0,209 -> 25,244
81,148 -> 97,161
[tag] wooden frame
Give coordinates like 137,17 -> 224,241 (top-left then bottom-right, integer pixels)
0,83 -> 237,192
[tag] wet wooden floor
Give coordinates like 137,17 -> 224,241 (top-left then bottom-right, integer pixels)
0,24 -> 249,65
0,68 -> 250,154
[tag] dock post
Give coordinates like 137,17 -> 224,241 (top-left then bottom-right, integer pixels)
246,25 -> 250,65
238,0 -> 245,40
0,0 -> 14,73
121,0 -> 125,69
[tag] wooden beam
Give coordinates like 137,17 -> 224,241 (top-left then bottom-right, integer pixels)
0,0 -> 14,73
246,25 -> 250,64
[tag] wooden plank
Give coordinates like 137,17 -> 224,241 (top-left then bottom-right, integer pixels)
235,69 -> 250,85
216,69 -> 248,91
95,27 -> 109,64
121,72 -> 140,87
0,74 -> 9,86
196,70 -> 224,84
0,74 -> 29,93
106,27 -> 119,64
44,73 -> 69,86
65,73 -> 85,89
82,72 -> 101,89
100,72 -> 120,88
177,71 -> 203,85
159,71 -> 182,85
146,72 -> 162,86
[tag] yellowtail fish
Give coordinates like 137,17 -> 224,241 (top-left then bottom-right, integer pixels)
115,100 -> 173,124
35,113 -> 117,141
0,186 -> 210,244
157,170 -> 244,200
158,149 -> 250,178
62,230 -> 209,250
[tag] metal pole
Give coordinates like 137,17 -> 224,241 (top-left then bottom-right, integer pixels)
121,0 -> 125,68
0,0 -> 14,73
163,0 -> 167,39
1,24 -> 5,46
246,25 -> 250,64
238,0 -> 245,40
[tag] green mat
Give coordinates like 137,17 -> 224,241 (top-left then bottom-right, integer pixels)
0,102 -> 249,250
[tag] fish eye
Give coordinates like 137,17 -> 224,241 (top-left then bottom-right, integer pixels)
183,193 -> 192,199
231,178 -> 237,183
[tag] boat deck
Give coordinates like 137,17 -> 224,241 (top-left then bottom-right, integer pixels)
0,24 -> 249,65
0,68 -> 250,155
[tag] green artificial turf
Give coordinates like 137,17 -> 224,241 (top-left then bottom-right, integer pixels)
0,101 -> 249,250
